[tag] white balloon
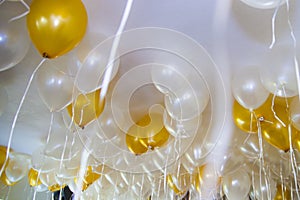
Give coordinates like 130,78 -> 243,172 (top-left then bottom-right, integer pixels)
5,152 -> 31,183
36,60 -> 76,112
252,172 -> 277,200
260,45 -> 298,98
222,168 -> 251,200
75,36 -> 120,93
240,0 -> 285,9
0,7 -> 30,71
232,66 -> 269,110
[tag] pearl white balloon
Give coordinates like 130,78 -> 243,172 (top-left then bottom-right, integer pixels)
35,60 -> 76,112
222,168 -> 251,200
240,0 -> 285,9
260,45 -> 298,98
232,66 -> 269,110
0,7 -> 30,71
5,152 -> 31,183
252,172 -> 277,200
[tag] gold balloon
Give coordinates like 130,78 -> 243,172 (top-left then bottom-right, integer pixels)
192,164 -> 221,192
274,184 -> 291,200
26,0 -> 88,58
74,166 -> 101,191
259,95 -> 297,152
126,113 -> 170,155
232,100 -> 258,133
48,184 -> 66,192
1,171 -> 17,186
166,167 -> 191,196
67,89 -> 105,128
28,168 -> 42,187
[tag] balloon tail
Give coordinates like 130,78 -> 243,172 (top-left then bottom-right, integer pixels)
8,0 -> 30,22
271,92 -> 286,127
99,0 -> 134,102
0,58 -> 46,177
269,3 -> 280,49
288,124 -> 300,199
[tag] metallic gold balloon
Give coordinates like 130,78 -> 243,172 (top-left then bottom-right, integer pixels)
28,168 -> 42,187
26,0 -> 88,58
274,184 -> 291,200
126,113 -> 170,155
167,170 -> 191,196
74,166 -> 101,191
232,100 -> 258,133
48,184 -> 66,192
1,172 -> 17,186
67,89 -> 105,128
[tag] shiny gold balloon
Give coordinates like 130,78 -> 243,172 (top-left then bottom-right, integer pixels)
26,0 -> 88,58
126,113 -> 170,155
67,89 -> 105,128
167,170 -> 191,196
1,171 -> 17,186
74,166 -> 101,191
28,168 -> 42,187
232,100 -> 258,133
48,184 -> 66,192
274,184 -> 291,200
259,95 -> 297,152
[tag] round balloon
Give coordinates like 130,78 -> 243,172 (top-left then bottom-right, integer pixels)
240,0 -> 285,9
0,8 -> 30,71
26,0 -> 88,58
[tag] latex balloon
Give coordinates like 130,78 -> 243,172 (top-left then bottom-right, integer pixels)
164,111 -> 202,138
0,85 -> 8,117
192,164 -> 221,192
240,0 -> 285,9
75,36 -> 120,93
252,173 -> 277,200
48,184 -> 66,192
28,168 -> 42,187
74,166 -> 101,191
0,8 -> 30,71
222,168 -> 251,200
232,66 -> 269,110
274,184 -> 291,200
260,45 -> 298,97
232,100 -> 259,133
166,166 -> 191,196
26,0 -> 88,58
67,89 -> 105,128
5,152 -> 31,183
290,98 -> 300,131
35,59 -> 77,112
126,113 -> 170,155
0,171 -> 17,186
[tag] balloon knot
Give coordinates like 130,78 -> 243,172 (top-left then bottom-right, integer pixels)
42,52 -> 49,58
258,116 -> 265,122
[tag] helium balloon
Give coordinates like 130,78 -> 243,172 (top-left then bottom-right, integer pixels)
48,184 -> 66,192
126,113 -> 170,155
35,57 -> 78,112
26,0 -> 88,58
5,152 -> 31,183
252,173 -> 276,200
232,66 -> 269,110
166,166 -> 191,196
290,98 -> 300,131
240,0 -> 285,9
222,168 -> 251,200
74,166 -> 101,191
192,164 -> 221,192
260,45 -> 298,97
0,8 -> 30,71
28,168 -> 42,187
0,171 -> 17,186
273,184 -> 291,200
232,100 -> 259,133
67,89 -> 105,128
